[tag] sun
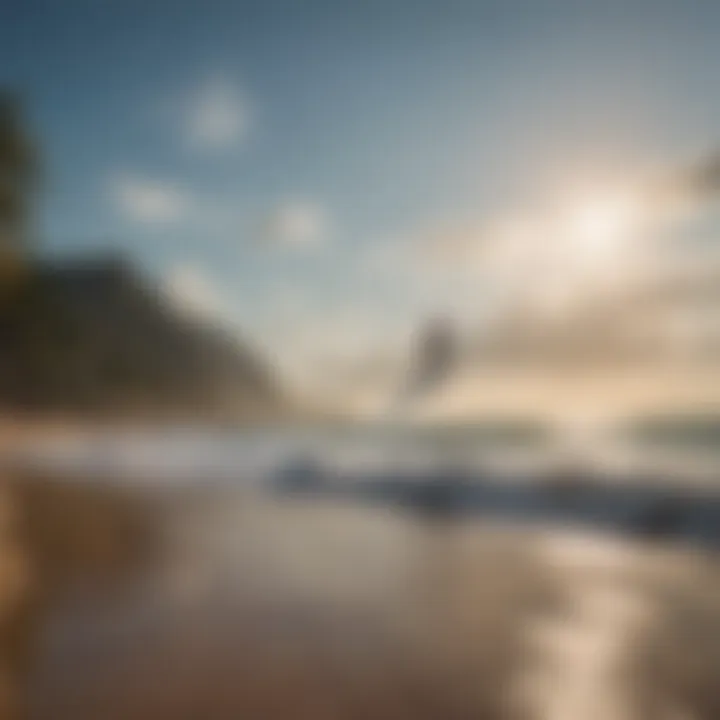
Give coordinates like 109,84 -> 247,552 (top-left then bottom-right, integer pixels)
566,192 -> 640,258
552,187 -> 648,281
525,186 -> 648,315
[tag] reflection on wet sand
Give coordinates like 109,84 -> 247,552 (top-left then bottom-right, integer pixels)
0,481 -> 31,719
2,474 -> 162,719
4,473 -> 720,719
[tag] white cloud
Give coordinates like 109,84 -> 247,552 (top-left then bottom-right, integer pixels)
261,200 -> 328,249
162,263 -> 224,319
112,174 -> 189,225
185,74 -> 250,151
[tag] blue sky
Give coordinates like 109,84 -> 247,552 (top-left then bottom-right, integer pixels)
2,0 -> 720,383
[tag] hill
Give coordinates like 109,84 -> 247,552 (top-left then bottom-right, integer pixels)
0,256 -> 282,419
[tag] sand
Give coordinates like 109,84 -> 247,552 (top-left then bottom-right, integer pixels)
0,470 -> 719,719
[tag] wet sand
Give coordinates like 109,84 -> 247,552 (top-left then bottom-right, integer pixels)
3,472 -> 720,719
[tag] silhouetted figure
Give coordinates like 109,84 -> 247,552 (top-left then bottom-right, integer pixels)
400,316 -> 457,404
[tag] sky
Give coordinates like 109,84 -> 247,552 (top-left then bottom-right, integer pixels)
2,0 -> 720,394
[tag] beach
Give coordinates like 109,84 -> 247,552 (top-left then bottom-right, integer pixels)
1,457 -> 719,719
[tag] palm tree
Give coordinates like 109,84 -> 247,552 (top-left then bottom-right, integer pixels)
0,91 -> 37,262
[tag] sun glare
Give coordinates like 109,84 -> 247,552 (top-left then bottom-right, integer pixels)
565,191 -> 640,260
521,186 -> 650,316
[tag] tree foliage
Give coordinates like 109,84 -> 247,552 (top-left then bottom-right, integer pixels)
0,91 -> 37,257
